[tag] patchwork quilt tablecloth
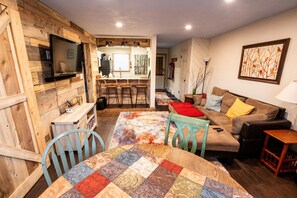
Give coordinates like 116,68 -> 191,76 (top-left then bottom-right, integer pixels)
40,145 -> 252,198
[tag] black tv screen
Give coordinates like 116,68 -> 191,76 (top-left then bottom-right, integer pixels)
50,34 -> 82,78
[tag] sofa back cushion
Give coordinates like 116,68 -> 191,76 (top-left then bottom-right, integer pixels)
245,98 -> 279,120
221,92 -> 247,113
212,86 -> 228,96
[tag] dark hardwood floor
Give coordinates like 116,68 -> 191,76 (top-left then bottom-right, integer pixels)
25,107 -> 297,198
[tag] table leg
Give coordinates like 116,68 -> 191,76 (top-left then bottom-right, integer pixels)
260,134 -> 270,160
275,144 -> 288,176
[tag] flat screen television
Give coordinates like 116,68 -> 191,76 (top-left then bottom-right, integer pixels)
46,34 -> 83,81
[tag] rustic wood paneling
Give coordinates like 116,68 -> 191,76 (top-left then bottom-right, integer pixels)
16,0 -> 99,148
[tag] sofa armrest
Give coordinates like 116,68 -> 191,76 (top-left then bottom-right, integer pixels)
239,119 -> 291,139
232,114 -> 268,135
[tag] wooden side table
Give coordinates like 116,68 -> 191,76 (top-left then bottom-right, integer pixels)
184,94 -> 194,104
260,129 -> 297,176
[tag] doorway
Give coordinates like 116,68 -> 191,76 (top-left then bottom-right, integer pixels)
156,54 -> 166,90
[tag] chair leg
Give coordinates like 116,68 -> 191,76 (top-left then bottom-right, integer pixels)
121,88 -> 124,108
129,88 -> 133,108
135,88 -> 138,108
106,88 -> 109,106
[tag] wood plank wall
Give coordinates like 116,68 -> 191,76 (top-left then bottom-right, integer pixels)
17,0 -> 98,145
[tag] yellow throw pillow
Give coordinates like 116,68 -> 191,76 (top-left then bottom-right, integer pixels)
226,98 -> 254,119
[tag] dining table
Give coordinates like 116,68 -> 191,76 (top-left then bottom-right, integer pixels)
40,144 -> 252,197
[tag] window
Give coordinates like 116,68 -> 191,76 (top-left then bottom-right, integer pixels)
113,53 -> 130,71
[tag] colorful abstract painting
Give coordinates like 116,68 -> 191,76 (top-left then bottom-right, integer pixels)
238,38 -> 290,84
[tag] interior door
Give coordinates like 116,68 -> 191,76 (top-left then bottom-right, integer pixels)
155,54 -> 166,90
0,3 -> 43,197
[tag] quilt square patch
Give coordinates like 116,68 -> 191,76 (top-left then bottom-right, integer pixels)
95,183 -> 130,198
64,162 -> 94,186
160,159 -> 183,174
112,168 -> 145,195
104,146 -> 127,158
84,152 -> 112,171
168,175 -> 202,198
147,166 -> 177,190
98,159 -> 128,181
130,156 -> 158,178
60,188 -> 83,198
204,178 -> 233,197
180,168 -> 206,186
115,151 -> 141,166
74,172 -> 110,198
131,179 -> 168,198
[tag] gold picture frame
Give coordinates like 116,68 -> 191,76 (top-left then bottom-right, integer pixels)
238,38 -> 290,84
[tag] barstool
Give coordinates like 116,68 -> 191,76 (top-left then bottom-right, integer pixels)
135,81 -> 148,107
121,85 -> 133,108
105,79 -> 120,107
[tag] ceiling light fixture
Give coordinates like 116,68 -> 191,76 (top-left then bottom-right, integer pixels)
185,24 -> 192,30
121,41 -> 128,47
105,41 -> 112,47
134,42 -> 140,48
116,22 -> 123,28
225,0 -> 235,3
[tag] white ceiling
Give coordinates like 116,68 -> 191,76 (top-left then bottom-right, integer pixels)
41,0 -> 297,48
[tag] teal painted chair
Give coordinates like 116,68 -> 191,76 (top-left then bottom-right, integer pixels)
164,113 -> 210,157
41,129 -> 105,186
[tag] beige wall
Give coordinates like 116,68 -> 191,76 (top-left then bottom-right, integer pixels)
208,8 -> 297,128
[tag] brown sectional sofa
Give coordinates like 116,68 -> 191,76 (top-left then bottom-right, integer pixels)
193,87 -> 291,159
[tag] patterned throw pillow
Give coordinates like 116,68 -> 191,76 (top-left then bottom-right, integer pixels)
204,94 -> 224,112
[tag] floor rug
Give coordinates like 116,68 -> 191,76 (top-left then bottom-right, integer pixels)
109,111 -> 174,149
109,111 -> 229,174
156,91 -> 175,106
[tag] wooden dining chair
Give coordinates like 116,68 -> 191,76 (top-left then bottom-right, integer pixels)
164,113 -> 210,157
41,129 -> 105,186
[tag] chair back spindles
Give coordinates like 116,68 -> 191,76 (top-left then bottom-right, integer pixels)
164,113 -> 210,157
41,129 -> 105,186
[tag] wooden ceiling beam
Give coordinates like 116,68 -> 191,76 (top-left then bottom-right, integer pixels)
96,38 -> 150,48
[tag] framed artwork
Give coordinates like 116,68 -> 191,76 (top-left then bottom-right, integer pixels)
67,49 -> 74,59
238,38 -> 290,84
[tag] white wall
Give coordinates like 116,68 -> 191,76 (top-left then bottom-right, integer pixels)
189,38 -> 210,94
208,8 -> 297,129
167,39 -> 192,99
150,35 -> 157,108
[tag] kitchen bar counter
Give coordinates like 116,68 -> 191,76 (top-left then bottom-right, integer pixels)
96,76 -> 150,105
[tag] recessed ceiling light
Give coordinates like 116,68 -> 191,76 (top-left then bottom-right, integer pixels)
225,0 -> 234,3
116,22 -> 123,28
185,24 -> 192,30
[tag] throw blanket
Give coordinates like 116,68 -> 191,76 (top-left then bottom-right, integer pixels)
170,102 -> 204,117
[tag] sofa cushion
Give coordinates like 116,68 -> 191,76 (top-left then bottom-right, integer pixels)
221,92 -> 247,113
196,106 -> 231,127
226,98 -> 255,119
245,98 -> 279,120
232,114 -> 268,135
212,86 -> 229,96
183,126 -> 240,152
204,94 -> 223,112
